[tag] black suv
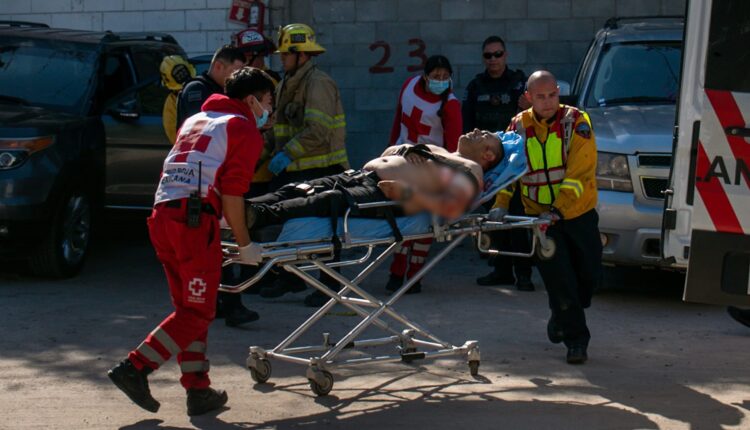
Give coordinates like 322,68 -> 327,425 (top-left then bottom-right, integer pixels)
0,22 -> 185,277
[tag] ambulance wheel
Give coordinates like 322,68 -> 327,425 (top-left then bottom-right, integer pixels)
309,371 -> 334,396
469,360 -> 480,376
249,359 -> 272,384
30,187 -> 92,278
536,237 -> 556,261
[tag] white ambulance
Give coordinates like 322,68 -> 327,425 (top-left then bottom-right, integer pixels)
663,0 -> 750,306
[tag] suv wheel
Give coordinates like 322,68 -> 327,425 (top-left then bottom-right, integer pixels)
30,188 -> 92,278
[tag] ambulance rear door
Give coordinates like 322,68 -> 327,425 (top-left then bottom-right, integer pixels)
663,0 -> 750,306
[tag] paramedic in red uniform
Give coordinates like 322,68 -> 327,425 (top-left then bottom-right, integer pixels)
387,55 -> 462,294
108,67 -> 274,416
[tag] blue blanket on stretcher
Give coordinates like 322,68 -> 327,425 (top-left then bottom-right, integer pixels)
276,132 -> 528,242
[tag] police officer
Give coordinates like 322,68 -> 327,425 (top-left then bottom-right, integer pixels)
176,45 -> 259,327
491,71 -> 602,365
463,36 -> 533,291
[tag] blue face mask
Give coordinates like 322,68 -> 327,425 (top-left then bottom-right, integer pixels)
255,109 -> 269,128
427,78 -> 451,95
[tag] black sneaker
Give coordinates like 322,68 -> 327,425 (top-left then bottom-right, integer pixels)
385,274 -> 404,292
108,359 -> 160,413
224,304 -> 260,327
727,306 -> 750,328
566,345 -> 588,364
403,280 -> 422,295
476,270 -> 515,286
515,274 -> 535,291
186,387 -> 228,416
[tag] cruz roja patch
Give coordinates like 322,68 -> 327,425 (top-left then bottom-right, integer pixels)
575,121 -> 592,139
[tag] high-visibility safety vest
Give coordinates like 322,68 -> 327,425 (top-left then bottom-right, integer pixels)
516,108 -> 588,204
494,105 -> 598,220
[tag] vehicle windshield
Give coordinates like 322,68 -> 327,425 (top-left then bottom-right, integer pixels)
586,41 -> 682,108
0,37 -> 98,113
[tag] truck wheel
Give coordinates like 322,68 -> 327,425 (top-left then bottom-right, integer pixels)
30,188 -> 92,278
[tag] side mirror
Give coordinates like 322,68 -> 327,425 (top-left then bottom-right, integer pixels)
108,98 -> 140,121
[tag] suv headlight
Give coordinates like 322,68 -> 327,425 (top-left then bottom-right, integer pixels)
0,136 -> 54,170
597,152 -> 633,192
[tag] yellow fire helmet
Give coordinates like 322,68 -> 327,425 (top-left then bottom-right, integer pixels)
159,55 -> 196,91
276,23 -> 325,54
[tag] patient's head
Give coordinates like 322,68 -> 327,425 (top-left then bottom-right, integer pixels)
457,129 -> 504,172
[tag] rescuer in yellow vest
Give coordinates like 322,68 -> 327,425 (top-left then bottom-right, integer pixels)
491,70 -> 602,365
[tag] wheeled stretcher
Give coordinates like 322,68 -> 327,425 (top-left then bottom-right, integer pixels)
219,132 -> 555,396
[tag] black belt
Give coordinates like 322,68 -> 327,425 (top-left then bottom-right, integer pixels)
343,169 -> 380,184
163,199 -> 217,215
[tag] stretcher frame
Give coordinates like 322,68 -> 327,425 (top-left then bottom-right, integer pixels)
220,202 -> 553,396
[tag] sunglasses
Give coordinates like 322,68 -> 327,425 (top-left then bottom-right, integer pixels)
483,51 -> 505,59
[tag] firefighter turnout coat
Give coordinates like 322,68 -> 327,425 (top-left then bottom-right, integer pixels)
273,61 -> 349,172
494,105 -> 597,219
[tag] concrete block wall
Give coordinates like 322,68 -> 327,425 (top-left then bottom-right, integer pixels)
1,0 -> 686,168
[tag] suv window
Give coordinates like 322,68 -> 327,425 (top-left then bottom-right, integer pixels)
99,52 -> 136,107
130,45 -> 182,82
585,41 -> 681,107
0,37 -> 98,113
705,0 -> 750,93
136,79 -> 170,115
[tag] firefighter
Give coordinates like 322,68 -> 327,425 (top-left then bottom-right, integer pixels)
386,55 -> 462,294
490,70 -> 602,365
267,23 -> 348,189
462,36 -> 534,291
175,45 -> 259,326
258,23 -> 349,307
160,55 -> 196,144
108,67 -> 274,415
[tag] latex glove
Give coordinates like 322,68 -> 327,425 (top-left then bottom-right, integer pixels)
487,207 -> 508,221
238,242 -> 264,265
539,211 -> 561,222
269,152 -> 292,175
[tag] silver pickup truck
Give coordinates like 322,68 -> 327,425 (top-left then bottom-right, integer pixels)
566,16 -> 684,268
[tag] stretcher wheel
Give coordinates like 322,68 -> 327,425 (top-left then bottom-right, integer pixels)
309,370 -> 334,396
536,237 -> 556,261
249,359 -> 272,384
468,360 -> 480,376
401,347 -> 417,363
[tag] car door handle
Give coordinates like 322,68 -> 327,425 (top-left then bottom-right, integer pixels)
725,127 -> 750,138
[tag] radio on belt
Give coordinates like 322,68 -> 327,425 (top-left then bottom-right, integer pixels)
187,161 -> 202,228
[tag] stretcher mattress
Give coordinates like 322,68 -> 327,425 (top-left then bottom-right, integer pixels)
276,131 -> 528,242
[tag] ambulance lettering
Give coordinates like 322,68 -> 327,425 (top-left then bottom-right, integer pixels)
697,155 -> 750,187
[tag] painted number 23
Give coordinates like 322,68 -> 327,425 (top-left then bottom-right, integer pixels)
369,38 -> 428,74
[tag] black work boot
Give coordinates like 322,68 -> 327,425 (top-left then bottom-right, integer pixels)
547,317 -> 564,344
108,359 -> 160,413
403,278 -> 422,294
728,306 -> 750,328
385,274 -> 404,292
566,345 -> 588,365
186,387 -> 228,416
224,304 -> 260,327
515,274 -> 535,291
259,272 -> 307,298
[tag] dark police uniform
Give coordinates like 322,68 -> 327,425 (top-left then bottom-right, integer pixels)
462,68 -> 527,133
463,68 -> 531,286
176,72 -> 224,132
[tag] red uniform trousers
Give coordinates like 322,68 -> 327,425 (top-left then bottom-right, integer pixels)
128,202 -> 221,390
389,238 -> 433,279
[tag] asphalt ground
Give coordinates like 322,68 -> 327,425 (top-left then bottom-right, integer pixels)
0,213 -> 748,429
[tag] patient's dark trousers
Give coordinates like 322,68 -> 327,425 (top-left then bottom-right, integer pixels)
534,209 -> 602,348
248,171 -> 394,229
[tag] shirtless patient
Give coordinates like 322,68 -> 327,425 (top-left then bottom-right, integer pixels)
237,129 -> 503,264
